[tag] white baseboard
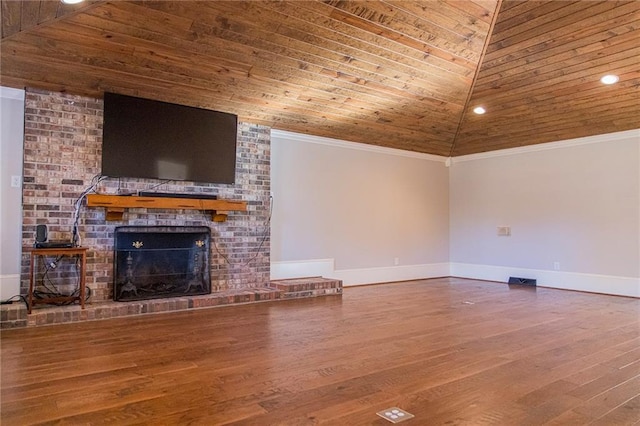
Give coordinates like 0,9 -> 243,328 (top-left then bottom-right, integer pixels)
270,259 -> 335,280
450,263 -> 639,298
270,259 -> 449,286
334,263 -> 450,286
0,274 -> 21,301
270,260 -> 639,298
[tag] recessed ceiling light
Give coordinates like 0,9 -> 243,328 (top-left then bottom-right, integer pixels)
473,106 -> 486,115
600,74 -> 619,85
61,0 -> 85,4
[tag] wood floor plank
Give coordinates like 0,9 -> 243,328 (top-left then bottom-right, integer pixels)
590,393 -> 640,425
572,375 -> 640,420
1,278 -> 639,425
568,362 -> 640,401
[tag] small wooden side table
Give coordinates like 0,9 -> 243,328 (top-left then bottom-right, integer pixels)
26,247 -> 88,314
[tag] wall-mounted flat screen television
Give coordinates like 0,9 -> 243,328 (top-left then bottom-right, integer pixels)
101,92 -> 238,184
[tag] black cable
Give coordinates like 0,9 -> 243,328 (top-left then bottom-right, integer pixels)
33,253 -> 89,306
209,194 -> 273,267
145,179 -> 174,191
0,295 -> 28,308
39,256 -> 63,295
72,174 -> 107,246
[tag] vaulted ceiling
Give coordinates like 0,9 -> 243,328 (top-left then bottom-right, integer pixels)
1,0 -> 638,156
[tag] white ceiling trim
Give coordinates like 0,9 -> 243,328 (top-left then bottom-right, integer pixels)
271,129 -> 448,163
452,129 -> 640,163
0,86 -> 25,101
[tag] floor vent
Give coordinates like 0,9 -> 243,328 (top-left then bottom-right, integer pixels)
376,408 -> 414,423
508,277 -> 537,286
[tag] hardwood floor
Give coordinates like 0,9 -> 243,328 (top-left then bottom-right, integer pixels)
1,278 -> 639,425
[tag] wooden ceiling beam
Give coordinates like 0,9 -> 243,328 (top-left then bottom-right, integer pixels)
448,0 -> 502,157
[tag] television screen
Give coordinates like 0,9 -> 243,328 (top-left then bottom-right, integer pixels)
102,92 -> 238,184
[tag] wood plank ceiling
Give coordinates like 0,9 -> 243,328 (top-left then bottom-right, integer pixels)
1,0 -> 638,156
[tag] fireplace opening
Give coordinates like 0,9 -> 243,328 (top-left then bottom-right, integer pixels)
113,226 -> 211,302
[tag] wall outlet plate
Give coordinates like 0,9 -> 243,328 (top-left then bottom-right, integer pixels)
497,226 -> 511,236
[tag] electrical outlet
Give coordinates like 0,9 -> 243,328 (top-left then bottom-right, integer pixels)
11,175 -> 21,188
394,257 -> 400,266
497,226 -> 511,236
553,262 -> 560,271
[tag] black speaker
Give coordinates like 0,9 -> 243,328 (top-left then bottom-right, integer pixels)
35,224 -> 48,243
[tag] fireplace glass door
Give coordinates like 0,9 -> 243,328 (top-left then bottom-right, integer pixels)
113,226 -> 211,301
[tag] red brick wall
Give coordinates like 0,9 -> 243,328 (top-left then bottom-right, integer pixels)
21,88 -> 271,302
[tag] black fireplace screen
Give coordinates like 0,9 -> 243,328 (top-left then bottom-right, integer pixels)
113,226 -> 211,302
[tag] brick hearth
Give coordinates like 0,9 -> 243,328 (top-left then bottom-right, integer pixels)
1,277 -> 342,328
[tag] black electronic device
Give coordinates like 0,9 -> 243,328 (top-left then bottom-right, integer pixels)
35,224 -> 48,243
138,191 -> 218,200
34,241 -> 74,249
101,92 -> 238,184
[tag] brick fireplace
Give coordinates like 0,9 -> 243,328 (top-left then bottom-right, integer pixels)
20,88 -> 271,304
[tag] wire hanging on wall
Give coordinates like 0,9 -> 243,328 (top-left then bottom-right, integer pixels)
207,194 -> 273,267
72,174 -> 107,247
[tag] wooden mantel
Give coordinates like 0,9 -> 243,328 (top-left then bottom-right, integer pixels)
86,194 -> 247,222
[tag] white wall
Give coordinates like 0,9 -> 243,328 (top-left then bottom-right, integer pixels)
272,129 -> 639,296
0,87 -> 25,300
270,130 -> 450,285
450,130 -> 640,297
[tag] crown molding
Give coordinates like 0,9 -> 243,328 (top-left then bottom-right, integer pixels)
0,86 -> 25,101
452,129 -> 640,163
271,129 -> 448,163
271,129 -> 639,164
